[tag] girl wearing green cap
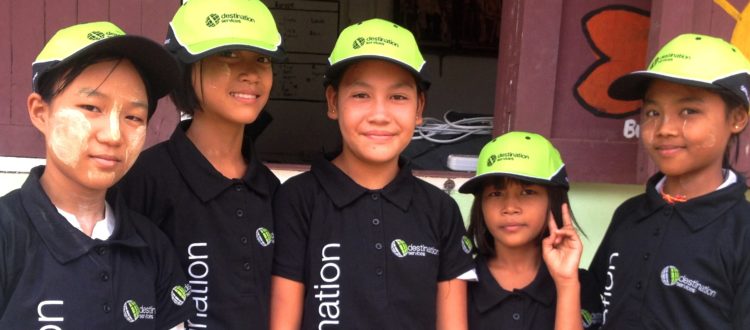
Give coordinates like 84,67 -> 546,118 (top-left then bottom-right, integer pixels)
0,21 -> 192,328
270,18 -> 475,329
459,131 -> 602,329
115,0 -> 285,328
591,34 -> 750,328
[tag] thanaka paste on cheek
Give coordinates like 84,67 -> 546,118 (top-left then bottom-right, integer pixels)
124,125 -> 146,169
49,108 -> 91,167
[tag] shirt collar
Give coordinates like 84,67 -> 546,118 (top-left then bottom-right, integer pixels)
21,166 -> 147,264
311,155 -> 415,211
471,255 -> 555,313
57,201 -> 115,240
167,120 -> 274,202
642,171 -> 747,231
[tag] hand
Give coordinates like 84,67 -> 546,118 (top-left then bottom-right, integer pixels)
542,203 -> 583,286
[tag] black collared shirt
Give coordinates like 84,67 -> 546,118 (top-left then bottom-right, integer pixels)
0,166 -> 192,329
273,156 -> 475,329
590,171 -> 750,329
469,255 -> 603,329
116,120 -> 279,329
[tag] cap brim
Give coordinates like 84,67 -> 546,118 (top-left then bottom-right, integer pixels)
33,35 -> 179,109
166,25 -> 286,64
458,172 -> 568,194
608,71 -> 720,101
323,55 -> 431,90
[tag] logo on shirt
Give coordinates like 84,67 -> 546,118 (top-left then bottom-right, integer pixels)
256,227 -> 274,247
660,265 -> 717,298
122,300 -> 155,323
581,309 -> 603,328
390,239 -> 439,258
461,236 -> 473,254
171,284 -> 191,306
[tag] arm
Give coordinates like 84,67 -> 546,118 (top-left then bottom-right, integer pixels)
543,204 -> 584,330
269,275 -> 305,330
436,278 -> 468,330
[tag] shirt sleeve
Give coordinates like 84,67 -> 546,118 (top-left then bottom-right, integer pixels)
731,224 -> 750,328
271,180 -> 310,283
437,196 -> 475,282
151,227 -> 194,329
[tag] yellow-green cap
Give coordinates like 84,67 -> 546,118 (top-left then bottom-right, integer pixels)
166,0 -> 284,63
324,18 -> 430,89
458,131 -> 568,194
32,21 -> 179,117
609,33 -> 750,108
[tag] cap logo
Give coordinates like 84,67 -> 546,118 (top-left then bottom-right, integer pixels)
205,12 -> 256,28
487,154 -> 497,167
649,52 -> 691,69
487,152 -> 529,167
86,30 -> 119,41
353,37 -> 366,49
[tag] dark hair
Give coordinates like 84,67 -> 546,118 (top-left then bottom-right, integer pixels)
717,89 -> 748,170
325,61 -> 426,95
36,53 -> 154,115
466,176 -> 584,257
170,62 -> 201,115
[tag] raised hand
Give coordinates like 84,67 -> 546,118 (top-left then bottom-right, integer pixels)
542,203 -> 583,285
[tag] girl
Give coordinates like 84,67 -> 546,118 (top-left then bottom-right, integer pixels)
0,21 -> 191,328
270,18 -> 475,329
116,0 -> 284,327
459,131 -> 602,329
592,33 -> 750,328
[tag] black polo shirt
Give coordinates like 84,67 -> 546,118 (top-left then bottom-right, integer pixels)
116,120 -> 279,329
273,156 -> 475,329
589,171 -> 750,329
0,166 -> 192,329
468,255 -> 603,329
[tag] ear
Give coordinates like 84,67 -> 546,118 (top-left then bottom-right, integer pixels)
729,106 -> 749,134
27,93 -> 51,136
415,92 -> 425,126
325,85 -> 339,120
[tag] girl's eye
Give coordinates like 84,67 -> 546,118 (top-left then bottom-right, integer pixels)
218,50 -> 239,58
352,92 -> 369,99
125,115 -> 145,123
680,108 -> 698,115
391,94 -> 408,101
487,190 -> 503,198
521,188 -> 538,196
79,104 -> 100,112
257,56 -> 272,63
643,109 -> 659,117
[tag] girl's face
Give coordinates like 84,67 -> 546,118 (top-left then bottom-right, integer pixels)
640,79 -> 747,180
326,59 -> 424,166
30,59 -> 148,192
192,50 -> 272,124
481,180 -> 549,250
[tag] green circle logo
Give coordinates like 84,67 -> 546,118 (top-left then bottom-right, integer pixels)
87,31 -> 106,40
391,239 -> 409,258
461,236 -> 473,254
171,285 -> 190,306
660,265 -> 680,286
487,154 -> 497,167
256,227 -> 273,247
123,300 -> 140,323
206,13 -> 221,27
353,37 -> 366,49
581,309 -> 593,328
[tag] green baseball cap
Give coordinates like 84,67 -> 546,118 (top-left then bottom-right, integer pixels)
609,33 -> 750,108
458,131 -> 568,194
166,0 -> 284,63
32,21 -> 179,117
324,18 -> 430,90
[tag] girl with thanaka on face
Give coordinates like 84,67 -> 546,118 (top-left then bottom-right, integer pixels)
0,21 -> 192,328
590,34 -> 750,328
270,18 -> 475,329
459,132 -> 602,329
115,0 -> 284,327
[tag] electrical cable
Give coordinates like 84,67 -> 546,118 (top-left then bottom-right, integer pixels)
413,111 -> 493,144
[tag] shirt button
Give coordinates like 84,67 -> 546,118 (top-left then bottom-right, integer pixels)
375,267 -> 383,276
371,194 -> 379,201
512,313 -> 521,321
236,209 -> 245,218
375,243 -> 383,250
240,236 -> 248,244
97,246 -> 107,255
102,303 -> 111,313
372,218 -> 380,226
643,253 -> 650,260
235,185 -> 243,192
636,281 -> 642,289
243,262 -> 251,271
100,271 -> 110,281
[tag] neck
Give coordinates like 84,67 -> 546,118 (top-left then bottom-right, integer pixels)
331,151 -> 400,190
491,243 -> 542,271
40,165 -> 106,237
663,168 -> 725,200
186,112 -> 247,179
